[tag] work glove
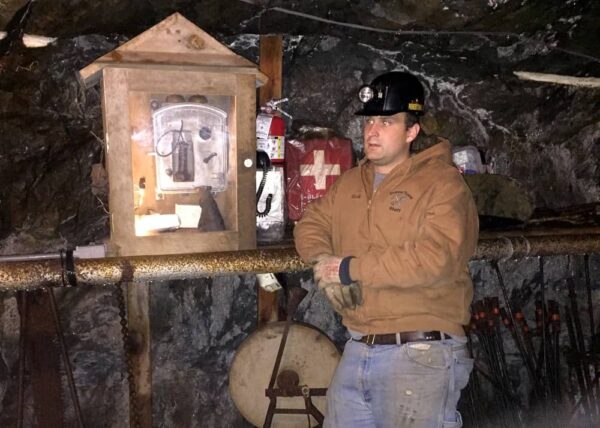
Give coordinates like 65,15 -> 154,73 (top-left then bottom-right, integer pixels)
313,255 -> 343,284
317,281 -> 363,312
318,281 -> 345,312
343,282 -> 363,308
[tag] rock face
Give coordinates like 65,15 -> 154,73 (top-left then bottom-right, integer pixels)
0,35 -> 123,249
0,3 -> 599,426
2,1 -> 599,60
279,33 -> 600,209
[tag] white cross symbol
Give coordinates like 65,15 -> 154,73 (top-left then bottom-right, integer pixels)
300,150 -> 341,190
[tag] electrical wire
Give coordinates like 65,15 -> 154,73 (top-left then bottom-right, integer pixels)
155,120 -> 189,158
239,0 -> 517,37
236,0 -> 600,64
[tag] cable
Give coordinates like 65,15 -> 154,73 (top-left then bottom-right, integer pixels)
240,0 -> 517,37
236,0 -> 600,64
155,120 -> 189,158
256,168 -> 273,217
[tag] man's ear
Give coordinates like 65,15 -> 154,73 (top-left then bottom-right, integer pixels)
406,123 -> 420,144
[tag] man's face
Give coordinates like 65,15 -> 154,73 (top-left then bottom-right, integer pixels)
363,112 -> 420,174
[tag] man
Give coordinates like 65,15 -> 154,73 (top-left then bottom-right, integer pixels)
294,71 -> 479,428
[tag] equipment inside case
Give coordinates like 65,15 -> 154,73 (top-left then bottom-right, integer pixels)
152,102 -> 228,194
131,94 -> 232,237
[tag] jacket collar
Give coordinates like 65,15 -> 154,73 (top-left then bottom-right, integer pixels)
359,140 -> 453,192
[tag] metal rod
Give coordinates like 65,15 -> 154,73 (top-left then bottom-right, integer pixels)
565,309 -> 592,416
0,253 -> 61,263
473,299 -> 521,427
570,372 -> 600,419
0,234 -> 599,291
567,277 -> 597,416
584,255 -> 595,342
585,254 -> 600,415
494,263 -> 540,397
549,300 -> 562,404
540,258 -> 550,405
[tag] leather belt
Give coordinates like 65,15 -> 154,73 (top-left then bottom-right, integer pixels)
355,331 -> 450,346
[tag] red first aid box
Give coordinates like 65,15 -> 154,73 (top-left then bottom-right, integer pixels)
285,136 -> 354,221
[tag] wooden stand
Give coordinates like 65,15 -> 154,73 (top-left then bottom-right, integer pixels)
257,35 -> 284,327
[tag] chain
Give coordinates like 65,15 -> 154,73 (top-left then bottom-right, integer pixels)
113,282 -> 142,428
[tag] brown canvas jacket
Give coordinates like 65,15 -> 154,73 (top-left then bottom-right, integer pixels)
294,141 -> 479,336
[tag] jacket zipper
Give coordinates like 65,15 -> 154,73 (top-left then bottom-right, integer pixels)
367,188 -> 377,229
360,187 -> 378,326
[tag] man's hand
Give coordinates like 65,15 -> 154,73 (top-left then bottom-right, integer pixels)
313,255 -> 343,284
317,281 -> 362,312
317,281 -> 345,312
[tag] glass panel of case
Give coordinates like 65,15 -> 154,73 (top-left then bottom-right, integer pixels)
129,92 -> 234,237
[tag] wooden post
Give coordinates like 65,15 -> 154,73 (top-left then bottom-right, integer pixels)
127,282 -> 152,427
259,35 -> 283,107
258,35 -> 283,327
25,290 -> 65,427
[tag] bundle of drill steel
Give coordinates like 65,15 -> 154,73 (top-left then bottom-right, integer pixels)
467,297 -> 524,428
465,258 -> 599,427
562,255 -> 600,425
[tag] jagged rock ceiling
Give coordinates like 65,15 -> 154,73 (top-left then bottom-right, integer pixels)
1,0 -> 599,60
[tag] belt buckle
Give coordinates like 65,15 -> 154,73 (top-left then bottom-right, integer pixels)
366,334 -> 376,346
424,331 -> 440,341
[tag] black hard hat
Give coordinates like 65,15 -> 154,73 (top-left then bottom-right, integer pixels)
355,71 -> 425,116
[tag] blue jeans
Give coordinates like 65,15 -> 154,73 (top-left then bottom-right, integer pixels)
324,336 -> 473,428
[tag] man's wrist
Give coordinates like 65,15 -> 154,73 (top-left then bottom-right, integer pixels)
348,258 -> 360,283
339,256 -> 355,285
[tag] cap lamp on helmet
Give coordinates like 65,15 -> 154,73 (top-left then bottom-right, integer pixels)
355,71 -> 425,117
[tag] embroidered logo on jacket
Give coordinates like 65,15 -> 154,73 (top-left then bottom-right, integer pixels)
389,191 -> 412,212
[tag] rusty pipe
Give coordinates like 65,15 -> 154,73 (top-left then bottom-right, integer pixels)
474,233 -> 600,260
0,247 -> 309,291
1,234 -> 600,291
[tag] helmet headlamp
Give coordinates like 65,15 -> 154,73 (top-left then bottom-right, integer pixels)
358,85 -> 375,103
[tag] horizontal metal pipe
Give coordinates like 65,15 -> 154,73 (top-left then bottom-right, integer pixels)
0,247 -> 309,291
479,226 -> 600,239
0,253 -> 62,263
474,233 -> 600,260
0,234 -> 599,291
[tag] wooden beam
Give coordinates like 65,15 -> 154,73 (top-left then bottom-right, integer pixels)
259,35 -> 282,107
126,282 -> 152,427
25,290 -> 65,427
258,35 -> 283,326
514,71 -> 600,88
79,61 -> 268,90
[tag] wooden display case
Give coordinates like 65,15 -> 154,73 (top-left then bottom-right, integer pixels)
79,13 -> 266,256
